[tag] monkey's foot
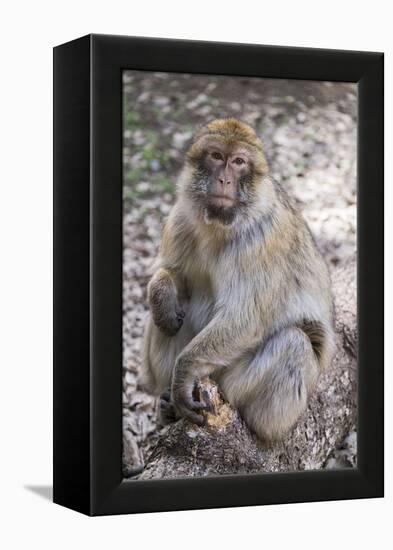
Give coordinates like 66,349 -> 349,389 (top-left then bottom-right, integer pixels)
158,390 -> 180,426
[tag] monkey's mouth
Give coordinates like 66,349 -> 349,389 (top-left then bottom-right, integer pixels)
205,199 -> 237,226
208,195 -> 236,208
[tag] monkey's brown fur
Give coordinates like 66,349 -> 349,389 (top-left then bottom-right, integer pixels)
187,118 -> 268,176
140,118 -> 334,442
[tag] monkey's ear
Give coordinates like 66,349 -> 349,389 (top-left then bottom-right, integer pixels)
254,150 -> 269,177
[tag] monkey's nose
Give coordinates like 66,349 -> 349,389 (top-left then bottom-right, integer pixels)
218,178 -> 232,186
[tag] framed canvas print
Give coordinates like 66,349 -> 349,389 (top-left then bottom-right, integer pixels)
53,34 -> 384,516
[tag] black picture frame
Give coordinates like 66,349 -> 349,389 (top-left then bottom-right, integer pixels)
53,34 -> 384,516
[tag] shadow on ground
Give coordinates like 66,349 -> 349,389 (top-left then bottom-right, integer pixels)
24,485 -> 52,501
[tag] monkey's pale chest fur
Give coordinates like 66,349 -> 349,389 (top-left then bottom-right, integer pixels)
174,217 -> 328,346
180,233 -> 222,335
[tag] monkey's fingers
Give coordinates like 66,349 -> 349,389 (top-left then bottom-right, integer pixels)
156,314 -> 183,336
160,389 -> 171,402
190,400 -> 208,411
160,398 -> 172,411
175,393 -> 207,426
178,405 -> 205,426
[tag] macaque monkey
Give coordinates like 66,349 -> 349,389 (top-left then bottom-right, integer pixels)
140,118 -> 334,442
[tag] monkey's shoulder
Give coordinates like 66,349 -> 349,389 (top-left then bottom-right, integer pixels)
270,177 -> 298,210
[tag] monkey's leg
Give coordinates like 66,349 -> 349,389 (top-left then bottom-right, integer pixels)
148,267 -> 186,336
157,389 -> 181,426
140,316 -> 194,396
220,327 -> 320,442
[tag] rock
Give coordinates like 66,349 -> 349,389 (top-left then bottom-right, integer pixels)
123,429 -> 144,477
325,431 -> 357,469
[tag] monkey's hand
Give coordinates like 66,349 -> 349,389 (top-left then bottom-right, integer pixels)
148,268 -> 186,337
151,299 -> 185,337
171,362 -> 210,426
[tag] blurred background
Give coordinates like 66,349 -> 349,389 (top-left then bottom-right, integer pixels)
122,71 -> 357,475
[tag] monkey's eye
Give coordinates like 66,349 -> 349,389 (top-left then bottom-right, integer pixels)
233,157 -> 245,165
211,151 -> 224,161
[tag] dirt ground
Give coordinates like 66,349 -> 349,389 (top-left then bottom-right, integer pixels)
122,71 -> 357,476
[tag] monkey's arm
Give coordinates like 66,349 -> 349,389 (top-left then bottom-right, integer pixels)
147,267 -> 186,336
172,285 -> 262,424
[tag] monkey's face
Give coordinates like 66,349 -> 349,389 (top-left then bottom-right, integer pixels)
190,141 -> 259,225
185,119 -> 269,226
